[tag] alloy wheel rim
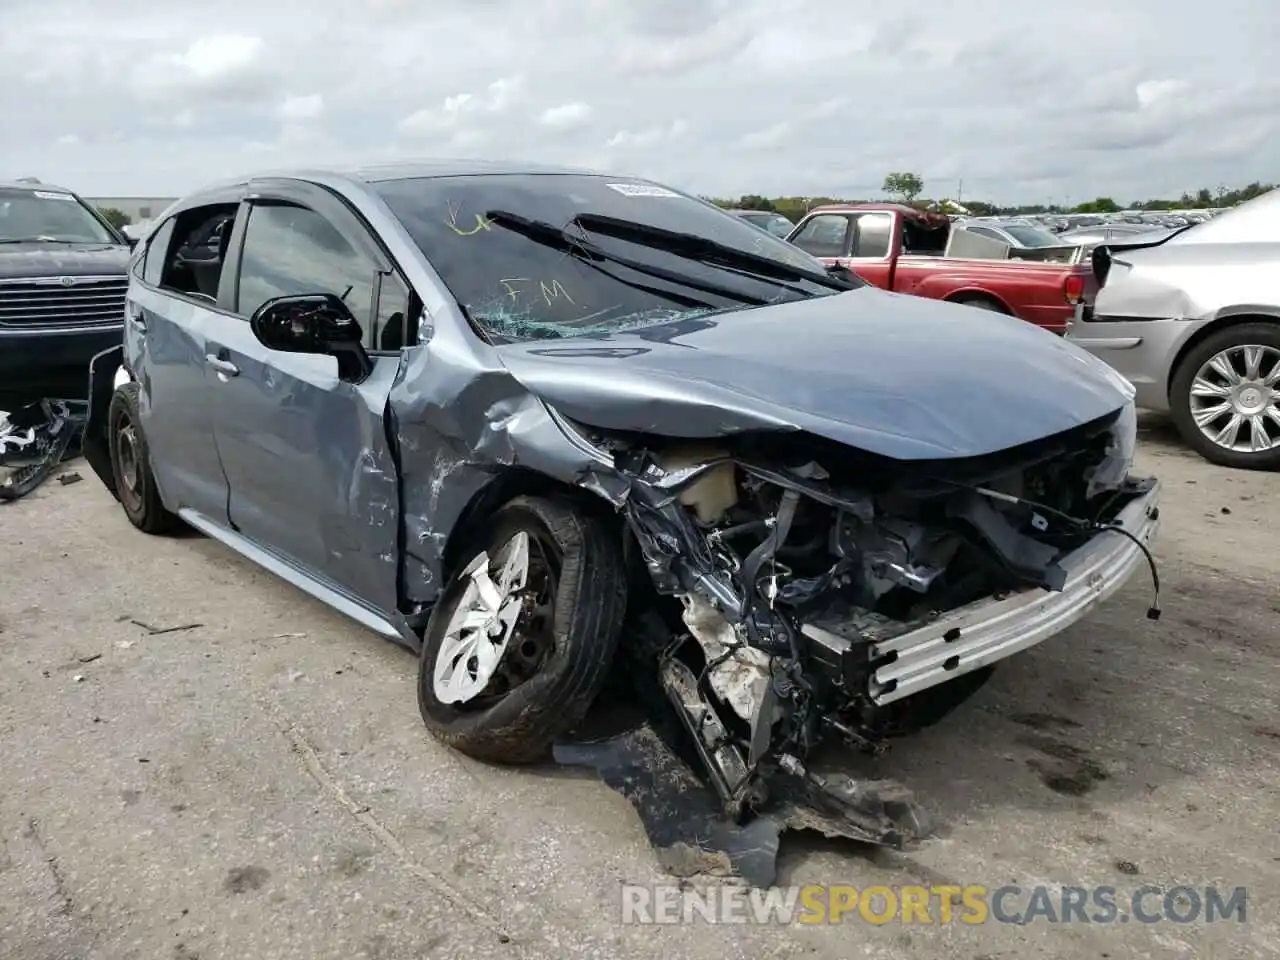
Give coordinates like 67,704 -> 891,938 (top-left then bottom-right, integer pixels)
1189,344 -> 1280,454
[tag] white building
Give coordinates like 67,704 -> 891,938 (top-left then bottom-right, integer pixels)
85,196 -> 177,223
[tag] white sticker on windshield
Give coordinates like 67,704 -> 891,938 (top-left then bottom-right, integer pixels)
606,182 -> 681,199
33,191 -> 75,201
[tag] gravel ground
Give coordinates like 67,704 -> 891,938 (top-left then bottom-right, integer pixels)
2,414 -> 1278,960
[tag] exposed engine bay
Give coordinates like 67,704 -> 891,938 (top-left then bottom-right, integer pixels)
566,406 -> 1159,853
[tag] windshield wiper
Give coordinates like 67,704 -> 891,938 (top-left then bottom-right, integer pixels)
572,213 -> 860,292
484,210 -> 770,306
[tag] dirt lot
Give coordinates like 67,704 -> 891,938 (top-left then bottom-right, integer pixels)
2,414 -> 1278,960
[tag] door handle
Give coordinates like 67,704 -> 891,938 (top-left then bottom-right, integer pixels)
205,354 -> 240,377
126,304 -> 147,331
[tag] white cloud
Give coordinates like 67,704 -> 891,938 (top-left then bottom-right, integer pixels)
538,102 -> 592,130
278,94 -> 325,121
0,0 -> 1273,206
607,119 -> 688,150
1136,78 -> 1190,109
738,121 -> 791,150
129,34 -> 270,102
175,35 -> 262,79
399,75 -> 523,138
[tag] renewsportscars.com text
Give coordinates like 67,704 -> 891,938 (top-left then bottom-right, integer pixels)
620,884 -> 1248,926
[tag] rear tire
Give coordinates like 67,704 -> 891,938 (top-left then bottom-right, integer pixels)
418,495 -> 628,763
952,296 -> 1006,313
107,383 -> 179,534
1169,322 -> 1280,470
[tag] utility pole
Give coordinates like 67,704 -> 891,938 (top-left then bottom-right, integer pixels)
957,179 -> 963,204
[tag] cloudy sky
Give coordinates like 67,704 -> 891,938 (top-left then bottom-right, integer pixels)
3,0 -> 1275,205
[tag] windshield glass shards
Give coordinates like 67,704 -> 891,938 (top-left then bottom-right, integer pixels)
375,174 -> 856,343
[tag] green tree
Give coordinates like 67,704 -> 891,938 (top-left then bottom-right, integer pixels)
882,172 -> 924,203
98,207 -> 131,230
736,194 -> 775,211
1073,197 -> 1119,214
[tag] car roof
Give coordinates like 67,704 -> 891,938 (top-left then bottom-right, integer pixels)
808,202 -> 950,226
0,179 -> 79,194
188,158 -> 610,198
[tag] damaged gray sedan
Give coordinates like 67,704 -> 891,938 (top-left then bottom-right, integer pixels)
83,160 -> 1161,853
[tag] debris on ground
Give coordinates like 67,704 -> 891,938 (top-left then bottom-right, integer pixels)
0,399 -> 87,502
130,620 -> 203,636
555,712 -> 931,888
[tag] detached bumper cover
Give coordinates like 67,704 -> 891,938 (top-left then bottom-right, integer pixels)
807,479 -> 1161,705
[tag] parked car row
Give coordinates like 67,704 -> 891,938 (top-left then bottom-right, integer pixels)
1067,188 -> 1280,470
2,169 -> 1274,477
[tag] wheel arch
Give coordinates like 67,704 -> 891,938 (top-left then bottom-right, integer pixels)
943,289 -> 1013,314
1165,309 -> 1280,403
439,466 -> 622,589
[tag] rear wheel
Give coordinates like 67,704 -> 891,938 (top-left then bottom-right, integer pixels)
951,296 -> 1006,314
108,383 -> 179,533
1169,322 -> 1280,470
417,495 -> 628,763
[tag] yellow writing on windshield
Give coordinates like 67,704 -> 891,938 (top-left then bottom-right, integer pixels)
498,278 -> 528,301
497,277 -> 576,306
539,279 -> 574,305
445,200 -> 491,236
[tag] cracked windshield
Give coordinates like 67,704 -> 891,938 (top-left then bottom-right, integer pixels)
376,173 -> 853,342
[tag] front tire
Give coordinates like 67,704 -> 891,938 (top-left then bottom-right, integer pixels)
107,383 -> 179,533
417,495 -> 628,763
1169,322 -> 1280,470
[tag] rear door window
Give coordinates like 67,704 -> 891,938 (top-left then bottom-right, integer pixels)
851,213 -> 893,258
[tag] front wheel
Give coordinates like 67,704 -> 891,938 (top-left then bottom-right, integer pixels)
1169,322 -> 1280,470
417,495 -> 628,763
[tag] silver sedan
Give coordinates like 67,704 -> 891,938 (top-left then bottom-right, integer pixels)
1067,189 -> 1280,469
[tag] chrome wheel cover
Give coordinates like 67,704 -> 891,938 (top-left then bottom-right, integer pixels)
1189,344 -> 1280,454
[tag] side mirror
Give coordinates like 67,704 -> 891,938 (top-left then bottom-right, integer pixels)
249,293 -> 373,382
126,236 -> 138,250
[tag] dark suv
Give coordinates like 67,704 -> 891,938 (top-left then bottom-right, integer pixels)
0,180 -> 133,409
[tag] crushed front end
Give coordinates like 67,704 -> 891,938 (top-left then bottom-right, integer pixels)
576,403 -> 1159,848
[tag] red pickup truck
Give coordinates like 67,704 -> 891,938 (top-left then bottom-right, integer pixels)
786,203 -> 1091,334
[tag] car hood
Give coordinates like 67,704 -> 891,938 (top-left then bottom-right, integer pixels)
495,288 -> 1130,461
0,242 -> 131,281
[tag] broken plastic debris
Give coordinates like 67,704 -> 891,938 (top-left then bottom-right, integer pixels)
554,718 -> 931,888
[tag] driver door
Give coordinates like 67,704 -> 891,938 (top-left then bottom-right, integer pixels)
202,181 -> 408,616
